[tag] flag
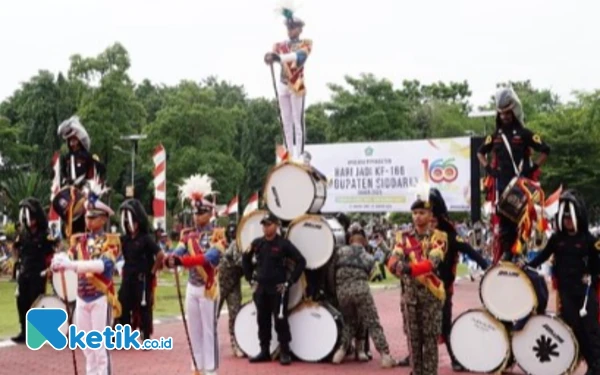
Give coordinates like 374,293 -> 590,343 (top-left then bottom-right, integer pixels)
243,192 -> 259,216
218,195 -> 239,216
152,144 -> 167,230
544,185 -> 563,218
48,152 -> 61,225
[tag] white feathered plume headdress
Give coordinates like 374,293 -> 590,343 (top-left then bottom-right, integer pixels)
275,0 -> 304,27
57,115 -> 91,151
178,174 -> 216,212
411,181 -> 432,209
83,177 -> 113,216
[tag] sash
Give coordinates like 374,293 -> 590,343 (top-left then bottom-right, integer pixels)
398,232 -> 445,301
184,228 -> 227,300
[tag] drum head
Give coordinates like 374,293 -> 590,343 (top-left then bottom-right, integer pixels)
287,278 -> 304,311
234,302 -> 278,357
480,262 -> 537,322
288,303 -> 338,362
264,163 -> 318,221
236,210 -> 269,253
287,215 -> 335,269
31,295 -> 73,335
512,314 -> 578,375
52,269 -> 78,303
450,309 -> 510,373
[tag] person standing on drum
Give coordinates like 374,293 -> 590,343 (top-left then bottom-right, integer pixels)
11,198 -> 56,344
264,4 -> 312,162
51,180 -> 121,375
242,212 -> 306,365
117,199 -> 164,341
477,87 -> 550,261
524,190 -> 600,375
387,189 -> 447,375
331,230 -> 396,368
218,221 -> 245,358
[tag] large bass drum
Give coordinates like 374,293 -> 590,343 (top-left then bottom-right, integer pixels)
51,186 -> 86,222
288,302 -> 342,362
497,177 -> 541,224
236,210 -> 280,253
263,161 -> 327,221
234,302 -> 279,358
286,215 -> 346,270
51,269 -> 78,303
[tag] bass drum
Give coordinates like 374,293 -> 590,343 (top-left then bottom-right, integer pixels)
51,186 -> 87,222
512,314 -> 579,375
450,309 -> 511,373
31,295 -> 75,335
287,275 -> 305,311
288,302 -> 342,362
236,210 -> 280,253
52,269 -> 78,303
263,161 -> 327,222
286,215 -> 345,270
234,302 -> 279,358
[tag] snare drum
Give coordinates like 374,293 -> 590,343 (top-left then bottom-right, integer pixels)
286,215 -> 345,269
498,177 -> 541,223
234,302 -> 279,357
288,302 -> 341,362
450,309 -> 511,373
512,314 -> 578,375
263,161 -> 327,221
51,185 -> 86,222
236,210 -> 281,253
31,295 -> 74,335
480,261 -> 538,322
52,269 -> 79,303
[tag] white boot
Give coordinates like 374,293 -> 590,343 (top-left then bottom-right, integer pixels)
332,347 -> 346,364
381,353 -> 395,368
356,340 -> 369,362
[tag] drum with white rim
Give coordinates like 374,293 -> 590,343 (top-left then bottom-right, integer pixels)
236,210 -> 280,253
450,309 -> 511,373
286,215 -> 344,270
31,295 -> 75,335
287,276 -> 305,311
234,302 -> 279,358
288,302 -> 341,362
263,161 -> 327,221
52,269 -> 78,303
480,261 -> 538,322
511,314 -> 578,375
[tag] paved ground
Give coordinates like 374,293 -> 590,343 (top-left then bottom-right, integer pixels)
0,279 -> 589,375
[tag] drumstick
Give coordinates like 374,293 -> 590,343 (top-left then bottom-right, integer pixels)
278,289 -> 285,319
579,277 -> 592,317
174,266 -> 202,375
60,270 -> 79,375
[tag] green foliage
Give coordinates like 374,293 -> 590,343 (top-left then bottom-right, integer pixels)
0,172 -> 51,219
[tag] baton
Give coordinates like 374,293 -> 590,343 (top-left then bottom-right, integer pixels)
580,277 -> 592,317
60,270 -> 79,375
277,287 -> 286,320
174,267 -> 201,375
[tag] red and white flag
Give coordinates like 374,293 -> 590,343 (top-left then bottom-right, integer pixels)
152,144 -> 167,230
544,185 -> 563,218
243,192 -> 259,216
48,152 -> 61,224
275,144 -> 289,164
219,195 -> 239,216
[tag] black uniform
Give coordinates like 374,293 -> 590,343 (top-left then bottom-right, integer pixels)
527,191 -> 600,374
242,233 -> 306,361
59,148 -> 105,186
12,198 -> 56,343
117,199 -> 161,341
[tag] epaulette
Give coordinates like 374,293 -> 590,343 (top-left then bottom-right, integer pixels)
92,154 -> 101,162
104,233 -> 121,247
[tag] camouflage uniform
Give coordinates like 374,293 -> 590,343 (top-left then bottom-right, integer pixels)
387,229 -> 447,375
333,244 -> 394,366
218,241 -> 244,354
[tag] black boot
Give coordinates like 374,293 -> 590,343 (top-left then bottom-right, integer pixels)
445,341 -> 465,372
249,347 -> 271,363
452,360 -> 466,372
396,355 -> 410,367
11,332 -> 25,344
279,345 -> 292,366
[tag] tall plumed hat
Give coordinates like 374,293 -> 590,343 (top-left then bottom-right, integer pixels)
495,87 -> 524,126
410,182 -> 432,211
276,0 -> 304,28
178,174 -> 216,214
57,115 -> 91,151
83,177 -> 113,217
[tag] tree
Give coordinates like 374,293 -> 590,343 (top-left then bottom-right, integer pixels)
0,172 -> 51,219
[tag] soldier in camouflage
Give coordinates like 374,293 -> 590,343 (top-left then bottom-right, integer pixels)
387,190 -> 447,375
218,222 -> 244,358
331,231 -> 395,368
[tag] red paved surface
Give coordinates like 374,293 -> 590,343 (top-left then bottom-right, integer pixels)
0,280 -> 589,375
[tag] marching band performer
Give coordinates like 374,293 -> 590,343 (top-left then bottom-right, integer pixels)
51,179 -> 121,375
387,187 -> 447,375
242,212 -> 306,366
164,174 -> 225,375
477,87 -> 550,262
331,230 -> 395,368
11,198 -> 56,343
117,199 -> 164,341
524,190 -> 600,375
265,3 -> 312,161
218,221 -> 245,358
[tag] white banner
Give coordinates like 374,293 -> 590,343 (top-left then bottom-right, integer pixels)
305,137 -> 472,213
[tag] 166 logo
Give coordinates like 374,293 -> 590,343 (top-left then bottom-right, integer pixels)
422,158 -> 458,183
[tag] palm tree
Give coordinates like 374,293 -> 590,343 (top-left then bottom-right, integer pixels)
0,171 -> 51,220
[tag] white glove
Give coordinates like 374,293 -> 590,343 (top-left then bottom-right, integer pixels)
51,253 -> 70,272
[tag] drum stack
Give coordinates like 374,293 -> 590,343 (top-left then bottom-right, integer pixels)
32,269 -> 79,335
450,261 -> 579,375
234,160 -> 345,362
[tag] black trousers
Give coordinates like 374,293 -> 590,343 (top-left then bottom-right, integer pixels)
253,284 -> 291,350
118,271 -> 154,339
499,215 -> 518,260
560,290 -> 600,372
16,274 -> 46,334
441,288 -> 459,363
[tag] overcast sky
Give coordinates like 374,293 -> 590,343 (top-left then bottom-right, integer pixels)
1,0 -> 599,109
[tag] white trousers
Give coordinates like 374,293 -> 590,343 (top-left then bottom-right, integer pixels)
75,296 -> 112,375
186,283 -> 219,372
278,84 -> 306,159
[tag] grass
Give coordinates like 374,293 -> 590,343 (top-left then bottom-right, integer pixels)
0,264 -> 470,339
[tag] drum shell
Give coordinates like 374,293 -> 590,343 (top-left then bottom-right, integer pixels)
52,186 -> 86,221
498,177 -> 541,224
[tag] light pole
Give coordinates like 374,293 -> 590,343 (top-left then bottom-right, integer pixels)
120,134 -> 147,198
468,110 -> 496,135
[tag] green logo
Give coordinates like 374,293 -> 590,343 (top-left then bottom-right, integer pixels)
365,147 -> 374,156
